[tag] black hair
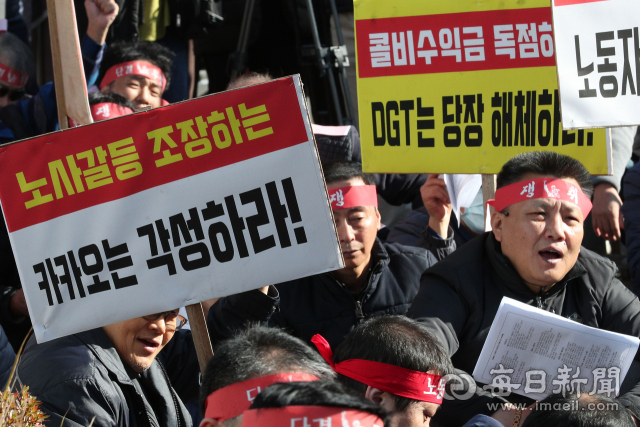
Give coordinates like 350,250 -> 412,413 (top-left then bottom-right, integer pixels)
497,152 -> 594,198
88,92 -> 135,110
521,393 -> 634,427
332,315 -> 455,411
98,41 -> 174,89
250,380 -> 386,423
322,160 -> 375,186
0,32 -> 35,82
227,72 -> 273,90
199,326 -> 335,416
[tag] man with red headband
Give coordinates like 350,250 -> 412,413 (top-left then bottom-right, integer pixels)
208,160 -> 438,348
199,326 -> 334,427
408,151 -> 640,427
97,41 -> 173,109
312,315 -> 454,427
242,381 -> 387,427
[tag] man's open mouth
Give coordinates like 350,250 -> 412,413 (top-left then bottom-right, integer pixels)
138,338 -> 160,351
539,248 -> 563,262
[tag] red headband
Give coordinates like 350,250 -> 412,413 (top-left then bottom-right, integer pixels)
204,373 -> 320,421
311,335 -> 446,405
90,102 -> 134,121
0,62 -> 28,87
242,406 -> 384,427
487,178 -> 592,218
100,60 -> 166,92
328,185 -> 378,210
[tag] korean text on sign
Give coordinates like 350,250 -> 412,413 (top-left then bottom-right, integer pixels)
0,76 -> 343,342
355,0 -> 610,174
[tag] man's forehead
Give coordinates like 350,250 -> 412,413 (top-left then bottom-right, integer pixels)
327,177 -> 366,190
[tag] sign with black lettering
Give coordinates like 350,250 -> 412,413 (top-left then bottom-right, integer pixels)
553,0 -> 640,128
355,0 -> 611,174
0,76 -> 343,342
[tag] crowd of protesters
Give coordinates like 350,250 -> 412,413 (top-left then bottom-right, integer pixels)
2,1 -> 640,427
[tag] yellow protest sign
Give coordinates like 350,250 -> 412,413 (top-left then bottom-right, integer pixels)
355,0 -> 611,174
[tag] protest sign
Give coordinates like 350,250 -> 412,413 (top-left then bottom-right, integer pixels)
552,0 -> 640,128
0,76 -> 344,343
354,0 -> 611,174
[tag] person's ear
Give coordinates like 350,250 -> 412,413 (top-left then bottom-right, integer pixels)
491,211 -> 504,242
365,386 -> 395,412
199,418 -> 224,427
375,207 -> 382,230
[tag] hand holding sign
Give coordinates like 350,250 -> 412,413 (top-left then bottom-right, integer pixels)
420,174 -> 452,238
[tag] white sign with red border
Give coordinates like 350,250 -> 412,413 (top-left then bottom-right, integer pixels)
552,0 -> 640,128
0,76 -> 343,342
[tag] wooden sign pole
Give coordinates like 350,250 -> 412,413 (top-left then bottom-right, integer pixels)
48,1 -> 214,372
46,0 -> 92,128
482,174 -> 496,232
185,303 -> 215,373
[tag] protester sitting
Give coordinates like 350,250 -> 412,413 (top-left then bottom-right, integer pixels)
98,41 -> 173,109
386,174 -> 482,258
198,326 -> 334,427
0,0 -> 118,143
521,392 -> 634,427
17,309 -> 203,426
312,315 -> 454,427
0,31 -> 32,109
209,160 -> 438,348
244,380 -> 386,427
407,151 -> 640,426
88,91 -> 135,121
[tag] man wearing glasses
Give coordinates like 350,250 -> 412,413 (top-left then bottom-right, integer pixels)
16,310 -> 201,427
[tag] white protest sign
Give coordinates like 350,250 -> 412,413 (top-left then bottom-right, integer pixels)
443,174 -> 482,228
0,76 -> 343,342
552,0 -> 640,128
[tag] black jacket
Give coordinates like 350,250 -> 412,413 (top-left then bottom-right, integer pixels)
407,233 -> 640,426
16,328 -> 199,427
209,239 -> 438,348
0,325 -> 15,388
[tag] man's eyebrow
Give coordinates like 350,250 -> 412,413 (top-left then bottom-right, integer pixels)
129,75 -> 161,89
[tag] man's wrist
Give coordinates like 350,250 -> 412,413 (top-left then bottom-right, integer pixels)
86,23 -> 108,46
427,219 -> 448,239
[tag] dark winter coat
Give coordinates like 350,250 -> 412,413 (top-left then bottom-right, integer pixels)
408,233 -> 640,426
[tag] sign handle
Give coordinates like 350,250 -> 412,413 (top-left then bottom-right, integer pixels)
46,0 -> 93,129
185,303 -> 214,373
482,174 -> 496,232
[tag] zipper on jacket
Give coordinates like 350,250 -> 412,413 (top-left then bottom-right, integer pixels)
535,296 -> 543,309
332,261 -> 379,323
355,301 -> 364,322
159,362 -> 184,427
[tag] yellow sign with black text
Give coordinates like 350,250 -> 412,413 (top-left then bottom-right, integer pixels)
355,0 -> 611,174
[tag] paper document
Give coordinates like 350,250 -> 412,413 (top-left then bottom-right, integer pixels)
473,297 -> 639,401
443,174 -> 482,227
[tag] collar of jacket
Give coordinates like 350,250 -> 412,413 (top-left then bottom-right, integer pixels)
76,328 -> 145,386
485,233 -> 587,299
331,238 -> 389,298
